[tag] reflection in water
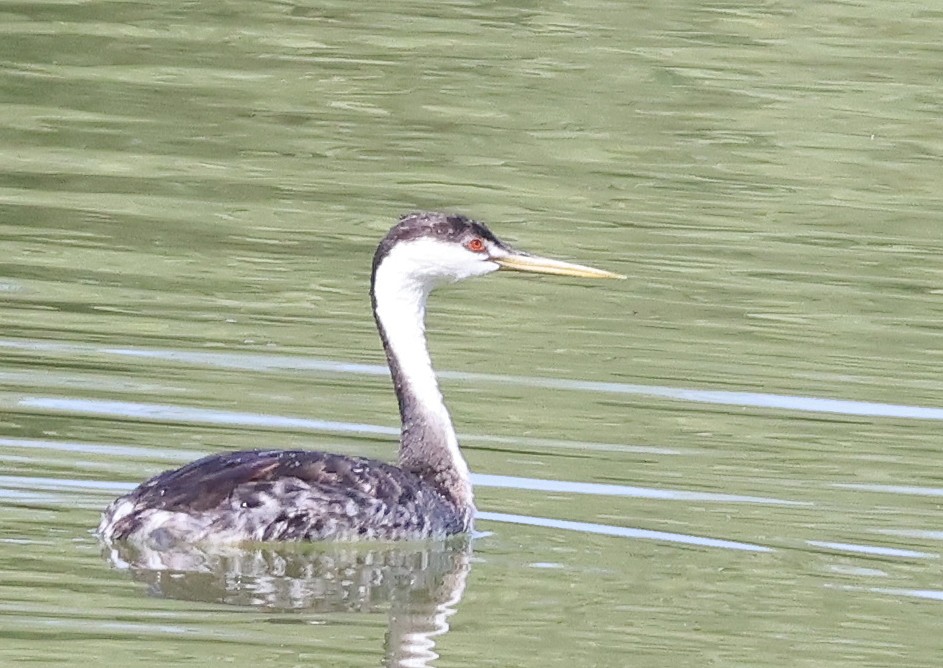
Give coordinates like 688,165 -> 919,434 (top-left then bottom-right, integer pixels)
103,538 -> 471,667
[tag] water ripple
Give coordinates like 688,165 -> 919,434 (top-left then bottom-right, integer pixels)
475,473 -> 805,506
833,483 -> 943,497
477,511 -> 772,553
867,588 -> 943,602
104,345 -> 943,420
17,396 -> 398,436
807,540 -> 938,560
3,339 -> 942,420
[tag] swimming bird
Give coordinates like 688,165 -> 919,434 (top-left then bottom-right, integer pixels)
98,212 -> 623,546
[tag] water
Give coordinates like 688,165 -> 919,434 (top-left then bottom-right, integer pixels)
2,0 -> 943,665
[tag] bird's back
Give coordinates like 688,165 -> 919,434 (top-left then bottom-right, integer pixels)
98,449 -> 468,545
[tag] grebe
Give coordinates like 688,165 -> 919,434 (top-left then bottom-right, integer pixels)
98,212 -> 623,546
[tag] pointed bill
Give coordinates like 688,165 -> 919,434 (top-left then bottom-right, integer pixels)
494,252 -> 625,279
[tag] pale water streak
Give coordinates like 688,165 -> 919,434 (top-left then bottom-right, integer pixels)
866,589 -> 943,603
876,530 -> 943,541
806,541 -> 938,560
477,511 -> 771,553
16,396 -> 398,437
4,338 -> 943,420
832,483 -> 943,498
474,473 -> 805,506
0,436 -> 187,459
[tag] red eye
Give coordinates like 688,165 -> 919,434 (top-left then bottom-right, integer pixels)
466,238 -> 486,253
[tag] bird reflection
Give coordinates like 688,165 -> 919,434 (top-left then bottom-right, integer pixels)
103,538 -> 471,667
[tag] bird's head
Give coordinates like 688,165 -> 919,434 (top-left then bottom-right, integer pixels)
372,212 -> 624,292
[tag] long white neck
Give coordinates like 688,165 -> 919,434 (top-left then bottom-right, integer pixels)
371,252 -> 474,516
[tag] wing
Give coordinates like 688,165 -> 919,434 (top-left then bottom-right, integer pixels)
122,449 -> 415,512
101,449 -> 463,543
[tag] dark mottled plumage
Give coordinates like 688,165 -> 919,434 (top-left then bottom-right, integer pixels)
102,450 -> 466,545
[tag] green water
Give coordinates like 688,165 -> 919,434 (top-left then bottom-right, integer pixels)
2,1 -> 943,666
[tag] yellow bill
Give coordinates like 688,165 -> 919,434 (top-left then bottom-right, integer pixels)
494,252 -> 625,279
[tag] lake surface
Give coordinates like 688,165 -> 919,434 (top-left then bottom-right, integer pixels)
2,1 -> 943,666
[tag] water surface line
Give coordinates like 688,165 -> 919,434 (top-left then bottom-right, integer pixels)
4,338 -> 940,420
477,511 -> 772,552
